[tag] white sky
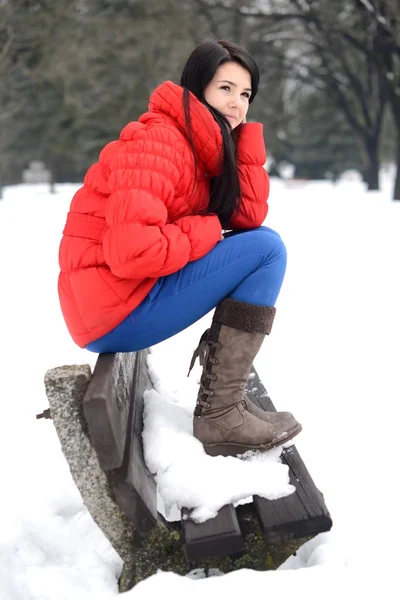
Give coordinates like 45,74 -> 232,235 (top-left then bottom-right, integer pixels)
0,169 -> 399,598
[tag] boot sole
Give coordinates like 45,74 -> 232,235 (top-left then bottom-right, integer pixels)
203,423 -> 302,458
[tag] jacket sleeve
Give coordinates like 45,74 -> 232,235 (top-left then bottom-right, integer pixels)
229,123 -> 270,230
100,127 -> 221,279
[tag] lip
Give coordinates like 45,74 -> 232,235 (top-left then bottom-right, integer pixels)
224,115 -> 237,122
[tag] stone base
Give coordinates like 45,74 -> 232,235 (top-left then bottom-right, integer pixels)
44,365 -> 137,583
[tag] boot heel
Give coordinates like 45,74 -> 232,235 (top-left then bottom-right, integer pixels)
203,423 -> 303,458
204,443 -> 249,458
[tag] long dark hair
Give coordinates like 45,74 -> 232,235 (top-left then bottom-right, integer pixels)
180,39 -> 259,226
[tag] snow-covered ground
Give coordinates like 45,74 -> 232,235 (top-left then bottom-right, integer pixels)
1,170 -> 399,599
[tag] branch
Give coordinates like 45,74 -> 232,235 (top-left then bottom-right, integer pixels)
0,25 -> 13,68
192,0 -> 222,37
355,0 -> 390,27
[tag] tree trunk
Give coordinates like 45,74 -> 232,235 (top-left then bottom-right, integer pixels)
394,138 -> 400,201
387,101 -> 400,200
365,138 -> 380,190
233,0 -> 243,44
365,160 -> 380,190
50,171 -> 56,194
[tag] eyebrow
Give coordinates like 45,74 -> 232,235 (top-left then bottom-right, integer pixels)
217,79 -> 252,92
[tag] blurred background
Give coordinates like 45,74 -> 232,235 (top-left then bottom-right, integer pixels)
1,0 -> 399,198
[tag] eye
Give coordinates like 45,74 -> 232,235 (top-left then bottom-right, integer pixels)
242,92 -> 250,99
220,85 -> 230,92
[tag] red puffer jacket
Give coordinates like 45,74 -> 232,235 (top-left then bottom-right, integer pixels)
58,81 -> 270,347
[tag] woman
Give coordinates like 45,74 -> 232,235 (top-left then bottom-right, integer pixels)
58,39 -> 302,457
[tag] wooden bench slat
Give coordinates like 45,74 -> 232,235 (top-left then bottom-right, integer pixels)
246,368 -> 332,543
253,451 -> 332,544
182,504 -> 245,561
245,368 -> 275,413
83,353 -> 137,471
84,350 -> 158,535
113,350 -> 158,535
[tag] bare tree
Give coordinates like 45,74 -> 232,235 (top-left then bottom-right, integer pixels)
199,0 -> 400,196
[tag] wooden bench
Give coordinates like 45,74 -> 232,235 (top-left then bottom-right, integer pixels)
82,349 -> 332,564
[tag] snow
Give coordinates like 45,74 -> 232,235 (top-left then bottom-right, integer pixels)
143,354 -> 294,523
1,170 -> 400,598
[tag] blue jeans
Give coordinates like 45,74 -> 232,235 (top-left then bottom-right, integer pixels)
86,226 -> 287,353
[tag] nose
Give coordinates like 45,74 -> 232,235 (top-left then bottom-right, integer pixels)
229,95 -> 239,108
229,90 -> 243,108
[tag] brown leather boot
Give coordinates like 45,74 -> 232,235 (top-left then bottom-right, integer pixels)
189,331 -> 298,430
190,298 -> 302,457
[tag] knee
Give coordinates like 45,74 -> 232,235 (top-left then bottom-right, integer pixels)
256,227 -> 287,264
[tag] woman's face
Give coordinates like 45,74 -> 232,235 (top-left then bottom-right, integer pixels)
203,61 -> 252,130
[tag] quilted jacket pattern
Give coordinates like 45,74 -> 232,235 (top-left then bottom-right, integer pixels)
58,81 -> 270,347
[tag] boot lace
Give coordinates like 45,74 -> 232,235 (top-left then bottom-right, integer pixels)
188,332 -> 222,415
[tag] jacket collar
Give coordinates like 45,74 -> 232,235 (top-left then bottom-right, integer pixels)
141,81 -> 223,177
